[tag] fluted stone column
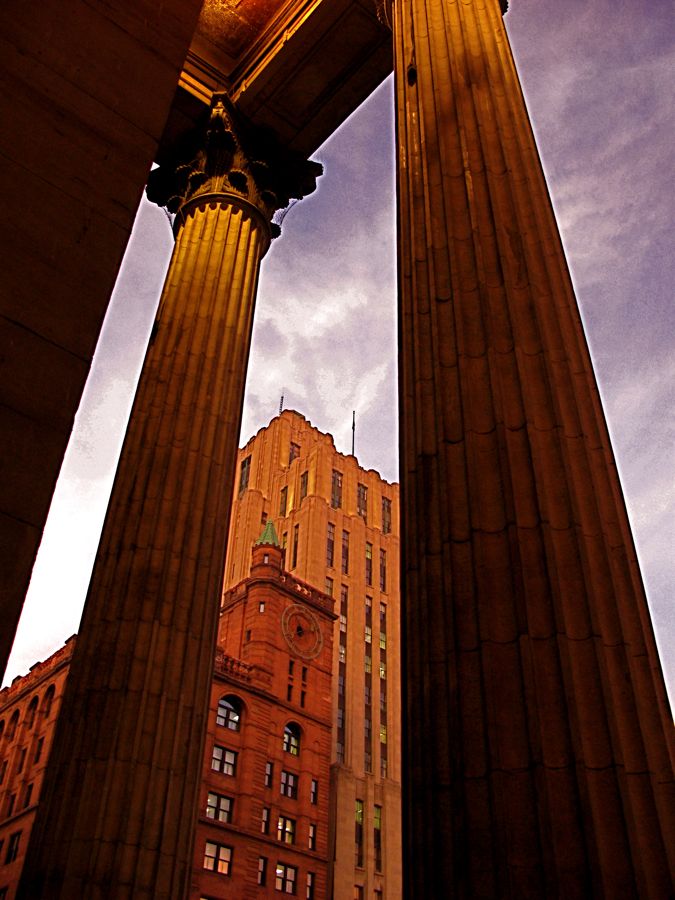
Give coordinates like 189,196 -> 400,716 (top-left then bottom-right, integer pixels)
394,1 -> 675,897
19,95 -> 321,899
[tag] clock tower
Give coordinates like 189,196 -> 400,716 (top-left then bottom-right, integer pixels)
192,522 -> 336,898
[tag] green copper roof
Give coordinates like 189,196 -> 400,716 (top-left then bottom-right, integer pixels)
255,520 -> 280,547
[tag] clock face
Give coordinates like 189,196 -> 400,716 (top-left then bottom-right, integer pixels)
281,604 -> 324,660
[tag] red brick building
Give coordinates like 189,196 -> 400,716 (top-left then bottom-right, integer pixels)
0,528 -> 334,900
191,524 -> 335,898
0,638 -> 74,900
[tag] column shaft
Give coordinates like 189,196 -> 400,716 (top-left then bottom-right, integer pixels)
394,0 -> 675,896
19,195 -> 268,898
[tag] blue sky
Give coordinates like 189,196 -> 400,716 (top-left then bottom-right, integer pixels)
6,0 -> 674,703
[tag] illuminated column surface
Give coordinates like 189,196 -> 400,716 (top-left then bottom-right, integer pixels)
19,95 -> 321,900
394,1 -> 675,897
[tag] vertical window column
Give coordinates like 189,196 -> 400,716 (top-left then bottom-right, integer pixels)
374,805 -> 383,872
341,530 -> 350,575
381,496 -> 391,534
365,542 -> 373,586
357,482 -> 368,521
326,522 -> 335,567
331,470 -> 343,509
355,799 -> 364,868
337,585 -> 348,763
364,596 -> 373,773
379,602 -> 388,778
291,524 -> 299,569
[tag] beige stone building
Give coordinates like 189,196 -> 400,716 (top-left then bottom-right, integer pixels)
225,410 -> 401,899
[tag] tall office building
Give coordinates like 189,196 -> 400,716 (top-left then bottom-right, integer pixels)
225,410 -> 401,899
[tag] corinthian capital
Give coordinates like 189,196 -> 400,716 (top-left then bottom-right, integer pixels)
147,93 -> 323,235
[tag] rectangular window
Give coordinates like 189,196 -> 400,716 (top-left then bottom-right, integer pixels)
365,542 -> 373,586
382,496 -> 392,534
364,749 -> 372,773
379,632 -> 387,650
16,748 -> 26,774
290,441 -> 300,463
277,816 -> 296,844
374,805 -> 383,872
258,856 -> 268,886
354,888 -> 364,900
0,760 -> 6,784
287,684 -> 293,702
301,690 -> 306,707
336,741 -> 344,763
331,470 -> 343,509
23,783 -> 33,808
280,486 -> 288,517
339,645 -> 346,662
379,548 -> 387,592
308,822 -> 316,851
381,757 -> 388,778
380,661 -> 387,679
262,807 -> 271,834
339,613 -> 347,633
355,800 -> 364,868
341,531 -> 349,575
275,862 -> 297,893
325,577 -> 333,597
302,666 -> 308,683
292,524 -> 299,568
365,625 -> 372,644
280,770 -> 298,799
357,482 -> 368,520
380,725 -> 388,744
365,655 -> 372,674
6,794 -> 15,817
211,745 -> 237,776
203,841 -> 232,875
206,791 -> 233,823
239,456 -> 251,493
310,779 -> 318,805
300,470 -> 308,500
326,522 -> 335,567
5,831 -> 20,864
306,871 -> 315,899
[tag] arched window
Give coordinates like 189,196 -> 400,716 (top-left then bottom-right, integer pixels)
7,711 -> 19,741
26,696 -> 39,729
283,723 -> 301,756
216,695 -> 242,731
42,685 -> 56,718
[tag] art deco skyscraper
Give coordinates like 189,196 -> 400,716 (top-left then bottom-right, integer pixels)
224,410 -> 401,900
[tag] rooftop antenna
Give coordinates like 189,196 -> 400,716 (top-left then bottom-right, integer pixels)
351,410 -> 356,457
279,390 -> 285,415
